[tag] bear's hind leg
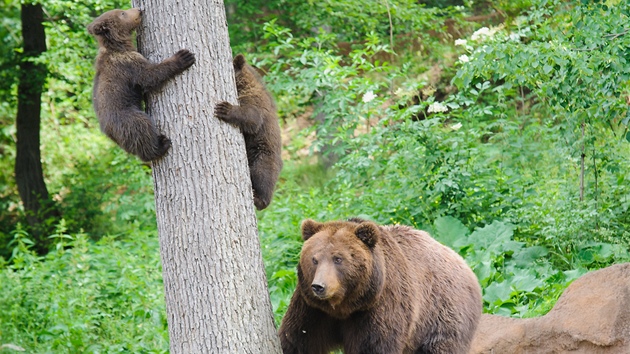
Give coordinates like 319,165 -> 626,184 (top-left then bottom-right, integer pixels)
156,134 -> 172,159
249,153 -> 282,210
116,110 -> 169,162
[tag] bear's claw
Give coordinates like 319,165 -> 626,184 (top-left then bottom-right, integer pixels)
214,101 -> 233,121
174,49 -> 196,69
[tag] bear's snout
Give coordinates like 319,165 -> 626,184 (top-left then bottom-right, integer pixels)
311,263 -> 341,301
311,283 -> 326,297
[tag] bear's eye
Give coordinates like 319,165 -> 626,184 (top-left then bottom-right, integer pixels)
121,11 -> 127,16
333,256 -> 343,265
312,257 -> 318,265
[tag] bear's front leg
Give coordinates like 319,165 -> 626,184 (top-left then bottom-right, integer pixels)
139,49 -> 196,91
214,102 -> 264,135
342,313 -> 406,354
279,293 -> 339,354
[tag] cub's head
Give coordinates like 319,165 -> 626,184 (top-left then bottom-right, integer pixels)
233,54 -> 248,72
232,54 -> 266,93
298,218 -> 383,318
88,8 -> 142,48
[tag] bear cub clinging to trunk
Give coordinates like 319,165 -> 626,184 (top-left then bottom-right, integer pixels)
88,8 -> 195,162
215,54 -> 283,210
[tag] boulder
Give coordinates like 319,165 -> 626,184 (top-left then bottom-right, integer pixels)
471,263 -> 630,354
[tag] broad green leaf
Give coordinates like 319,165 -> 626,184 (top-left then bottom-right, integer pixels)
512,246 -> 549,267
511,270 -> 544,292
468,221 -> 515,252
484,281 -> 513,305
473,260 -> 493,284
433,216 -> 469,249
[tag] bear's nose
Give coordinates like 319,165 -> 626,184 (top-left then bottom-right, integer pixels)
311,284 -> 325,296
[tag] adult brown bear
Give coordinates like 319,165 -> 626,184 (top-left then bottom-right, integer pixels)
279,218 -> 482,354
88,8 -> 195,162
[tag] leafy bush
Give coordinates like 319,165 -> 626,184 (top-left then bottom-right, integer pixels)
433,216 -> 629,316
0,224 -> 168,352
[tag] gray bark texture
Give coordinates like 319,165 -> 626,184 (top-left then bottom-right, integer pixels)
131,1 -> 282,352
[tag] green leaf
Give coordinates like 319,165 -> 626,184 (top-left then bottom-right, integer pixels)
473,260 -> 494,284
512,246 -> 549,267
511,270 -> 544,292
433,216 -> 469,249
467,221 -> 515,252
484,281 -> 513,305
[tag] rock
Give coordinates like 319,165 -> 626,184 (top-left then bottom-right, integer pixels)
471,263 -> 630,354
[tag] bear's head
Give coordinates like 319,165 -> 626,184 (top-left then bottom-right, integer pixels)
87,8 -> 142,50
298,218 -> 385,319
232,54 -> 263,93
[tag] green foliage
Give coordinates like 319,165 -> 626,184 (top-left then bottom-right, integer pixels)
0,224 -> 168,352
54,147 -> 157,237
0,0 -> 19,107
432,216 -> 629,316
453,0 -> 630,141
226,0 -> 459,52
260,23 -> 396,158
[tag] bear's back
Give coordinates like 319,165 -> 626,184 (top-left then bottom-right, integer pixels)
385,225 -> 467,270
93,51 -> 145,116
384,224 -> 482,351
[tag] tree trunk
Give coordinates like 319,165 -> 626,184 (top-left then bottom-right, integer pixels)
15,2 -> 57,254
132,1 -> 282,352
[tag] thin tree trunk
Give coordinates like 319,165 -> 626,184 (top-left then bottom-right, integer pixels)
132,1 -> 282,352
15,2 -> 57,254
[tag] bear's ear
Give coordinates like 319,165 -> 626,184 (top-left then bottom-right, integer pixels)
355,222 -> 380,248
87,20 -> 109,36
233,54 -> 247,71
301,219 -> 324,241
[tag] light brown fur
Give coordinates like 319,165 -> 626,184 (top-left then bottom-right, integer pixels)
279,218 -> 482,354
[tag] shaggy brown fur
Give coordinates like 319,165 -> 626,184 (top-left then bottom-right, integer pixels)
88,8 -> 195,162
279,218 -> 482,354
214,54 -> 282,210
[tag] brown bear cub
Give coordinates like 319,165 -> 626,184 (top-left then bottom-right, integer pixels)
279,218 -> 482,354
214,54 -> 282,210
88,8 -> 195,162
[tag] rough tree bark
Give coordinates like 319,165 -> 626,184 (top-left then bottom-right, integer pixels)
131,1 -> 282,352
15,2 -> 57,254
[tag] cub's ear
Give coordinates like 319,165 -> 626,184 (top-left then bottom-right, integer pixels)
233,54 -> 247,71
355,222 -> 380,248
347,217 -> 367,224
87,20 -> 109,36
301,219 -> 324,241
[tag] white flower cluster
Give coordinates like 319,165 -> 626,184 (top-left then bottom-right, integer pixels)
455,38 -> 468,46
471,27 -> 494,41
508,33 -> 521,42
427,102 -> 448,113
362,91 -> 377,103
